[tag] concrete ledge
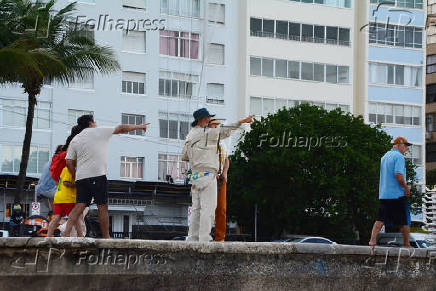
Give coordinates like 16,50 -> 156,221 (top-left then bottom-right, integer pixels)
1,238 -> 436,290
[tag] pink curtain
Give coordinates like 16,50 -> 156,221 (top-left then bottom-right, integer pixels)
190,33 -> 199,59
160,30 -> 178,56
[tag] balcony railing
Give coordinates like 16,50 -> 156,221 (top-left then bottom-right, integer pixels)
250,30 -> 351,47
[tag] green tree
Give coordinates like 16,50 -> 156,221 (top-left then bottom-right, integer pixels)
228,105 -> 421,244
0,0 -> 119,203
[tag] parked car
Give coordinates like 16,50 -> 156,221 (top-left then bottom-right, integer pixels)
274,236 -> 336,244
0,230 -> 8,237
376,233 -> 434,248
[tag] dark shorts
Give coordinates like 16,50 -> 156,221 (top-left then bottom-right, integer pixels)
76,175 -> 107,206
377,197 -> 407,226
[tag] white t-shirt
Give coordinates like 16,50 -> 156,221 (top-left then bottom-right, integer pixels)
66,127 -> 114,181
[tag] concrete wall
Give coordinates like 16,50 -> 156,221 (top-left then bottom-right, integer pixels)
1,238 -> 436,290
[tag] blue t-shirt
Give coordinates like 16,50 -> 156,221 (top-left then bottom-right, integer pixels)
379,149 -> 406,199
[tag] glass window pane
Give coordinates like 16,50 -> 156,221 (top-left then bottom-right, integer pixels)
326,26 -> 338,44
263,98 -> 274,115
275,59 -> 287,78
395,65 -> 404,85
338,66 -> 349,83
338,28 -> 350,46
314,26 -> 325,43
326,65 -> 338,83
159,119 -> 168,138
314,64 -> 325,82
250,18 -> 262,36
263,19 -> 274,37
250,57 -> 262,76
301,62 -> 314,80
276,21 -> 288,39
262,58 -> 274,77
288,61 -> 300,79
250,97 -> 262,115
289,22 -> 300,40
302,24 -> 314,42
387,65 -> 394,84
168,120 -> 178,139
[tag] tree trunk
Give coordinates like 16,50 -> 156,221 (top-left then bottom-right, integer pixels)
14,93 -> 37,204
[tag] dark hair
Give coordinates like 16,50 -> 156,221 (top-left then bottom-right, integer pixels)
55,145 -> 64,154
62,125 -> 85,151
77,114 -> 94,129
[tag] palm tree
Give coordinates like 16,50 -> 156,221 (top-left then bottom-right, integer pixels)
0,0 -> 120,203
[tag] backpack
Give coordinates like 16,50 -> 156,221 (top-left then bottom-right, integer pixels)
35,161 -> 57,199
50,151 -> 66,183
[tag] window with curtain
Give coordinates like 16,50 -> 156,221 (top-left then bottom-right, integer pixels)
369,62 -> 422,88
1,144 -> 49,174
208,3 -> 225,24
428,55 -> 436,74
122,30 -> 146,53
158,154 -> 189,181
207,43 -> 224,65
206,83 -> 225,105
159,113 -> 190,140
275,59 -> 288,78
68,109 -> 93,127
121,113 -> 146,136
120,157 -> 144,179
122,71 -> 146,94
69,73 -> 94,90
0,99 -> 51,129
427,84 -> 436,103
159,71 -> 198,99
369,102 -> 421,126
250,57 -> 262,76
262,58 -> 274,77
160,0 -> 200,17
160,30 -> 199,59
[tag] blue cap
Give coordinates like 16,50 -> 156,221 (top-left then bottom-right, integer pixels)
192,108 -> 215,127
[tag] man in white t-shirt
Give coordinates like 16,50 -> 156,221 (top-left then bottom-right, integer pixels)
63,115 -> 149,238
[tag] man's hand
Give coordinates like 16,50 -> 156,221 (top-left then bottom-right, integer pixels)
221,172 -> 227,183
138,123 -> 150,131
404,186 -> 411,197
238,115 -> 254,124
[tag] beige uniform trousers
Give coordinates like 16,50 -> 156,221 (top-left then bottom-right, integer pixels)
188,174 -> 217,242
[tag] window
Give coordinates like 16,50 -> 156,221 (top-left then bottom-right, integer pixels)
0,99 -> 51,129
250,57 -> 262,76
206,83 -> 224,105
275,59 -> 288,78
250,96 -> 350,117
427,55 -> 436,74
368,22 -> 423,49
369,62 -> 422,88
369,102 -> 421,126
121,113 -> 146,136
207,43 -> 224,65
69,73 -> 94,90
68,109 -> 93,126
406,145 -> 422,165
123,0 -> 146,10
249,17 -> 350,46
370,0 -> 423,9
120,157 -> 144,179
159,71 -> 199,99
291,0 -> 352,8
122,71 -> 146,94
208,3 -> 225,24
326,65 -> 338,84
122,30 -> 146,53
160,0 -> 200,17
159,113 -> 190,140
301,62 -> 314,80
250,56 -> 349,85
158,154 -> 189,182
262,58 -> 274,77
0,144 -> 49,174
160,30 -> 200,59
427,84 -> 436,103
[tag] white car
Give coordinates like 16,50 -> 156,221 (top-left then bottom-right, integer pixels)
276,236 -> 336,244
0,230 -> 9,238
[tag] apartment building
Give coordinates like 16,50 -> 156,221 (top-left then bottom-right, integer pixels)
368,0 -> 426,186
427,0 -> 436,171
237,0 -> 362,118
0,0 -> 239,232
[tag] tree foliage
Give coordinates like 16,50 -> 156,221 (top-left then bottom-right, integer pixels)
0,0 -> 119,202
228,105 -> 421,244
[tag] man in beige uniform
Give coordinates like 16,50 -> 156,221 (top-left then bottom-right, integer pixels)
182,108 -> 253,242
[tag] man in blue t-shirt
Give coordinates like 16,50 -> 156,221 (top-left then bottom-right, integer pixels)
369,137 -> 411,247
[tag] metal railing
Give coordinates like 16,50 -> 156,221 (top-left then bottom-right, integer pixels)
108,198 -> 152,207
112,232 -> 132,239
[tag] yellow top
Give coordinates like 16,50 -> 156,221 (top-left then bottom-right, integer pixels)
53,167 -> 76,204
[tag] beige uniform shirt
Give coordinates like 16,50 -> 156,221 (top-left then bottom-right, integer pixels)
182,123 -> 239,173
